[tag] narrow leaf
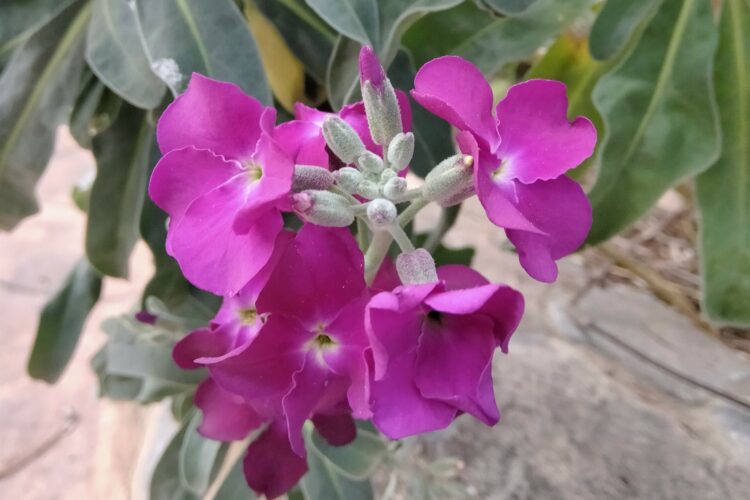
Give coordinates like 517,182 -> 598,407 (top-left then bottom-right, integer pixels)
86,0 -> 166,109
696,0 -> 750,326
403,0 -> 594,75
179,412 -> 224,495
0,0 -> 78,64
587,0 -> 720,243
150,424 -> 201,500
255,0 -> 336,84
27,259 -> 102,383
483,0 -> 537,15
134,0 -> 271,103
305,0 -> 380,46
309,426 -> 387,480
0,2 -> 89,230
214,456 -> 258,500
86,103 -> 153,278
326,0 -> 461,109
589,0 -> 660,61
301,427 -> 374,500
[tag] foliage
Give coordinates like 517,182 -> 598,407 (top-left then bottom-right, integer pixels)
1,0 -> 749,497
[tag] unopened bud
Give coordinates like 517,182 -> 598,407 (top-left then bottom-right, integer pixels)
357,151 -> 384,173
382,177 -> 407,200
292,191 -> 354,227
322,116 -> 365,164
387,132 -> 414,172
422,154 -> 474,204
366,198 -> 397,228
292,165 -> 334,192
397,249 -> 438,285
362,79 -> 402,146
357,179 -> 379,200
333,166 -> 362,193
380,168 -> 396,183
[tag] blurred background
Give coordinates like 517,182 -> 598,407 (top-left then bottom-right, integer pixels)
1,0 -> 749,499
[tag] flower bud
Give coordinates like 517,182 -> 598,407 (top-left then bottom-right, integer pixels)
387,132 -> 414,172
357,179 -> 379,200
422,154 -> 474,204
333,166 -> 362,193
292,165 -> 334,192
357,151 -> 384,174
322,116 -> 366,164
396,249 -> 438,285
382,176 -> 407,200
292,191 -> 354,227
366,198 -> 397,228
362,80 -> 402,147
359,47 -> 402,146
380,168 -> 396,183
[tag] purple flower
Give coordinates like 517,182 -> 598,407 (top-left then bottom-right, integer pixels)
366,265 -> 524,439
412,56 -> 596,282
149,74 -> 294,296
205,224 -> 371,456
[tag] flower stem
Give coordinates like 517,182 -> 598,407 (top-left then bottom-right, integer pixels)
388,223 -> 415,252
364,229 -> 393,285
397,197 -> 429,228
423,204 -> 461,252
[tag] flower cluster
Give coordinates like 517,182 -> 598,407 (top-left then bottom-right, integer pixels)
149,47 -> 595,498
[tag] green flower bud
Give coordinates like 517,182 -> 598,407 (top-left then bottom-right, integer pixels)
396,249 -> 438,285
366,198 -> 397,228
382,176 -> 407,200
333,167 -> 363,193
422,154 -> 474,205
357,151 -> 384,173
357,179 -> 379,200
322,116 -> 366,164
292,191 -> 354,227
387,132 -> 414,172
362,78 -> 402,147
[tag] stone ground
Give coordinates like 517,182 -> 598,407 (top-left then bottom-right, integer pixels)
1,131 -> 749,499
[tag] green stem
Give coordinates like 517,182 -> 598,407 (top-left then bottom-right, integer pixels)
423,204 -> 461,252
356,217 -> 370,251
364,230 -> 393,285
389,223 -> 415,252
397,197 -> 429,228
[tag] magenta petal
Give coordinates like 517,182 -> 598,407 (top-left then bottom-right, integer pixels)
412,56 -> 498,149
157,73 -> 266,160
436,265 -> 489,290
244,420 -> 308,499
324,299 -> 372,419
312,413 -> 356,446
283,354 -> 328,456
371,350 -> 457,439
232,134 -> 294,233
194,379 -> 264,441
416,314 -> 499,426
168,173 -> 282,296
366,285 -> 438,380
505,176 -> 592,282
496,79 -> 596,183
258,225 -> 365,327
208,315 -> 308,401
475,156 -> 541,233
273,120 -> 329,167
173,323 -> 243,369
149,147 -> 242,223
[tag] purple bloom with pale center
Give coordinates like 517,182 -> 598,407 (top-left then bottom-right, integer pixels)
205,224 -> 371,458
149,74 -> 294,296
366,265 -> 524,439
412,56 -> 596,282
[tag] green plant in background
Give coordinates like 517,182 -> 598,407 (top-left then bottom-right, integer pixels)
1,0 -> 749,497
